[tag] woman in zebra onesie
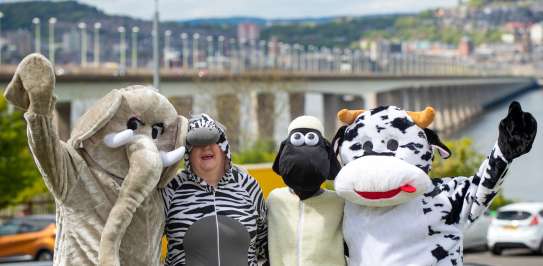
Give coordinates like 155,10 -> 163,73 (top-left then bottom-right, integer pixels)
162,114 -> 268,266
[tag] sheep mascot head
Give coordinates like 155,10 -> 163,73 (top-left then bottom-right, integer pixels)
4,53 -> 188,266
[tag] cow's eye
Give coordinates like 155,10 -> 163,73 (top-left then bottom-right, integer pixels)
362,141 -> 373,152
127,117 -> 144,130
290,132 -> 305,146
387,139 -> 399,151
152,123 -> 164,139
304,132 -> 319,146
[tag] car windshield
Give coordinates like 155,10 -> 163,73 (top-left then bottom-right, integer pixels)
496,210 -> 532,220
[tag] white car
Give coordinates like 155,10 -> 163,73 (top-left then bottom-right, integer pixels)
487,202 -> 543,255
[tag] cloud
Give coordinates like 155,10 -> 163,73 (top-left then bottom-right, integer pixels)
77,0 -> 458,20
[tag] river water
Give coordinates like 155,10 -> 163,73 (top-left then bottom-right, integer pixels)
452,88 -> 543,202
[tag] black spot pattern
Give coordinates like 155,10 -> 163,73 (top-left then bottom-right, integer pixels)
350,143 -> 362,151
380,115 -> 389,120
482,191 -> 497,206
431,245 -> 448,261
481,150 -> 508,189
401,142 -> 424,151
418,131 -> 426,139
391,117 -> 415,133
421,151 -> 432,161
441,182 -> 470,225
423,208 -> 432,214
370,106 -> 389,115
428,226 -> 440,235
424,186 -> 441,198
345,123 -> 365,141
376,125 -> 386,133
444,234 -> 460,241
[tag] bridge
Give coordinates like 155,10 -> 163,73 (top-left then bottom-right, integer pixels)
0,66 -> 539,150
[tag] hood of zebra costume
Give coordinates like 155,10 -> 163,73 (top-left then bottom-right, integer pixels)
183,113 -> 234,184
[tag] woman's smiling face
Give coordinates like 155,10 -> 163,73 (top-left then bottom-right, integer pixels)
189,144 -> 225,177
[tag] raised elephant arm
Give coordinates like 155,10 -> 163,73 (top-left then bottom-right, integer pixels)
4,54 -> 78,202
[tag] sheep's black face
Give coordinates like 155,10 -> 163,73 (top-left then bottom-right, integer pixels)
273,128 -> 340,200
333,106 -> 450,207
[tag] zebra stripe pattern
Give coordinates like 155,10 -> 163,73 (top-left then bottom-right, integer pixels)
162,166 -> 268,266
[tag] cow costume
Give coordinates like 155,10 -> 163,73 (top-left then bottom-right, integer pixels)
268,116 -> 345,266
332,103 -> 536,266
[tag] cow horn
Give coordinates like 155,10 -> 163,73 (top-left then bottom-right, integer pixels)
407,106 -> 435,128
337,109 -> 365,125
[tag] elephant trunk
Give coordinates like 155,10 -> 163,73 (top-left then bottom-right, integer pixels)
98,135 -> 163,266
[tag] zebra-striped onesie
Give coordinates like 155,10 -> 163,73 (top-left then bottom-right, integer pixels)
162,167 -> 268,265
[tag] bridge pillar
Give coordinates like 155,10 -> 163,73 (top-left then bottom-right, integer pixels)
273,91 -> 291,146
169,96 -> 193,118
256,92 -> 275,142
193,93 -> 217,117
304,92 -> 324,124
238,91 -> 259,151
71,99 -> 96,129
215,94 -> 243,151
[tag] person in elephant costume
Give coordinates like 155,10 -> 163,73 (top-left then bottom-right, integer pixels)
4,53 -> 188,266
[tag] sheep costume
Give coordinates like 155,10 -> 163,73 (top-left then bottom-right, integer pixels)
332,103 -> 536,266
268,116 -> 345,266
4,54 -> 188,266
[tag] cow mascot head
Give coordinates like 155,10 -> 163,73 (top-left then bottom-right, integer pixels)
331,104 -> 536,265
333,106 -> 449,206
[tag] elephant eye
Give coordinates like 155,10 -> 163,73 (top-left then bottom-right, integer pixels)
152,123 -> 164,139
127,117 -> 144,130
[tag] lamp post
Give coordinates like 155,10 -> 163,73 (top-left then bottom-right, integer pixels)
131,26 -> 139,69
206,35 -> 213,69
118,26 -> 126,75
48,17 -> 56,65
93,22 -> 101,66
32,17 -> 40,53
0,11 -> 3,65
152,0 -> 160,90
218,35 -> 225,70
192,33 -> 199,69
164,30 -> 171,68
181,32 -> 188,69
78,22 -> 87,66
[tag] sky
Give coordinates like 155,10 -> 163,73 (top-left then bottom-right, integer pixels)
74,0 -> 459,21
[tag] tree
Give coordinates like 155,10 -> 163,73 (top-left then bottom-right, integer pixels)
0,92 -> 47,209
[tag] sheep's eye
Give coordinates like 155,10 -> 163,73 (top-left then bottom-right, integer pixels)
387,139 -> 399,151
290,132 -> 305,146
127,117 -> 144,130
362,141 -> 373,152
152,123 -> 164,139
304,132 -> 319,146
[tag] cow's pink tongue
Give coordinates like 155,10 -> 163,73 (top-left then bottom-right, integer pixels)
400,184 -> 416,193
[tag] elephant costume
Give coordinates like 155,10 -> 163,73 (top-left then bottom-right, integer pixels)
4,54 -> 188,266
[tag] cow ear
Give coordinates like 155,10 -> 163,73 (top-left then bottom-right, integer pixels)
272,140 -> 287,175
332,125 -> 347,156
325,139 -> 341,180
424,128 -> 451,159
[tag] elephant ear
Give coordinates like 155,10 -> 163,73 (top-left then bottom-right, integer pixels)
158,115 -> 189,188
68,89 -> 123,149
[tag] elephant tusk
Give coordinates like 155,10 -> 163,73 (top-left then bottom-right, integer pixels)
104,129 -> 135,148
160,146 -> 186,167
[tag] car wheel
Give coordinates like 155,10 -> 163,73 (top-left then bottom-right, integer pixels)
36,250 -> 53,261
491,246 -> 502,255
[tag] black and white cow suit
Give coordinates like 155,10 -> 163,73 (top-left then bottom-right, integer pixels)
332,103 -> 537,266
